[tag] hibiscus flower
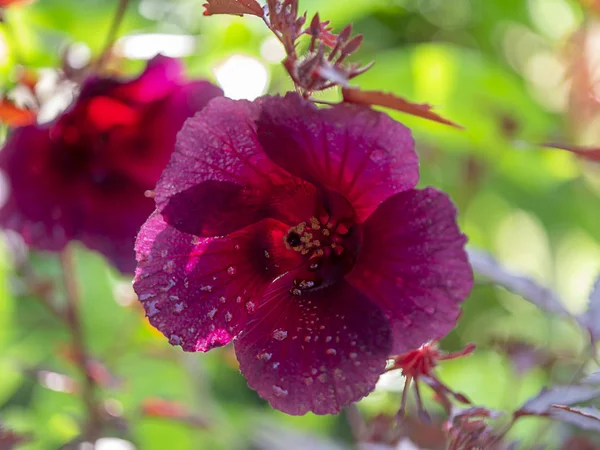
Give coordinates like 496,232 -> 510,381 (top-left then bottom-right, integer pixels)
0,56 -> 222,272
134,93 -> 473,415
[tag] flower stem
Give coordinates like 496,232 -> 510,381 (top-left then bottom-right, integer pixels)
60,247 -> 102,441
96,0 -> 130,71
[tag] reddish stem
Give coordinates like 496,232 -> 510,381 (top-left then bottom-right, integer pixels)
60,247 -> 102,440
95,0 -> 130,71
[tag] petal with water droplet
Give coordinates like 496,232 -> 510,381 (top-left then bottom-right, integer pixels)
235,275 -> 391,415
347,188 -> 472,353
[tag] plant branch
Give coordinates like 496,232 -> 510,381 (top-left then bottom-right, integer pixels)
95,0 -> 130,71
60,247 -> 102,441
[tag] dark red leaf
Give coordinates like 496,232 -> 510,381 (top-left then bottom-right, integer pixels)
0,100 -> 35,126
309,13 -> 320,37
517,385 -> 600,416
545,143 -> 600,162
552,405 -> 600,432
342,88 -> 463,129
341,34 -> 364,56
142,398 -> 209,428
468,248 -> 571,318
578,275 -> 600,342
0,427 -> 29,450
203,0 -> 263,17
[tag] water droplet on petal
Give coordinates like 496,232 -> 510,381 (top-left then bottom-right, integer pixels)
317,373 -> 328,383
219,296 -> 226,303
206,308 -> 217,320
227,266 -> 236,275
326,348 -> 337,356
258,352 -> 272,361
272,329 -> 288,341
424,306 -> 436,315
273,385 -> 288,397
224,311 -> 232,322
246,301 -> 255,313
146,300 -> 159,317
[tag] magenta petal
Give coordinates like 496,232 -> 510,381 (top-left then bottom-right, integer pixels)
347,188 -> 473,354
0,126 -> 73,249
134,212 -> 301,351
156,97 -> 312,236
235,274 -> 391,415
256,93 -> 419,221
108,55 -> 184,103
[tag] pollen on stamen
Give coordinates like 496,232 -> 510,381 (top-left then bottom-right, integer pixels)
309,217 -> 321,230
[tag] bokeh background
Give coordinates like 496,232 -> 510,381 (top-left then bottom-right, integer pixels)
1,0 -> 599,448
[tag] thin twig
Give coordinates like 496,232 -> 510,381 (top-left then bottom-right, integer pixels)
60,247 -> 102,441
95,0 -> 130,71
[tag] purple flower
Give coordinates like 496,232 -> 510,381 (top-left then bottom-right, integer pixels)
0,56 -> 223,272
134,93 -> 473,415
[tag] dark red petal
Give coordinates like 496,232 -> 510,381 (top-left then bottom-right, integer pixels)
347,188 -> 472,354
134,212 -> 301,352
111,55 -> 185,103
0,126 -> 74,250
156,97 -> 304,236
86,96 -> 139,131
235,274 -> 391,415
255,93 -> 418,222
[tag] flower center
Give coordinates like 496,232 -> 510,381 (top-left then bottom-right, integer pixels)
283,212 -> 359,296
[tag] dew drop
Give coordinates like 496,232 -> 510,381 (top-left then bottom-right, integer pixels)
246,301 -> 255,313
227,266 -> 236,275
160,249 -> 168,258
163,260 -> 175,273
200,285 -> 213,292
206,308 -> 217,320
317,373 -> 328,383
139,293 -> 155,301
146,300 -> 159,317
258,352 -> 272,361
326,348 -> 337,356
273,385 -> 288,397
174,302 -> 186,313
272,329 -> 288,341
264,250 -> 271,259
234,244 -> 240,250
424,306 -> 436,315
160,279 -> 176,292
224,311 -> 232,322
219,296 -> 226,303
169,295 -> 180,301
